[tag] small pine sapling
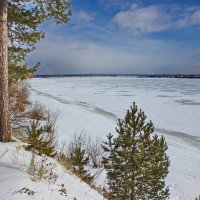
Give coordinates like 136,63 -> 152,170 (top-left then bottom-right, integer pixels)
69,135 -> 93,185
26,120 -> 57,157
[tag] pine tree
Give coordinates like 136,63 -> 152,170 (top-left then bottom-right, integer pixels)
102,102 -> 170,200
0,0 -> 11,142
26,120 -> 57,158
0,0 -> 71,142
70,140 -> 93,184
7,0 -> 71,84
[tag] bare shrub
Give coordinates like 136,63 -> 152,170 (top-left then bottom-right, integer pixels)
9,82 -> 30,128
68,133 -> 87,152
86,137 -> 104,168
43,110 -> 58,134
27,153 -> 57,183
28,102 -> 47,120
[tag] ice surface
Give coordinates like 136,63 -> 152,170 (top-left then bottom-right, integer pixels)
29,77 -> 200,199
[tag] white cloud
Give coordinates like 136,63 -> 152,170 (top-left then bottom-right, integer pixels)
75,11 -> 95,21
191,10 -> 200,24
112,4 -> 200,34
99,0 -> 133,10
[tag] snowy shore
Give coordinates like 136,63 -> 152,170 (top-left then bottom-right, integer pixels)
29,77 -> 200,199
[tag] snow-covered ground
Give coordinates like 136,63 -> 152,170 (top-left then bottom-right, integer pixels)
29,77 -> 200,199
0,140 -> 104,200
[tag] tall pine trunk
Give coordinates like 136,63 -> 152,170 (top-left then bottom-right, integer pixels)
0,0 -> 11,142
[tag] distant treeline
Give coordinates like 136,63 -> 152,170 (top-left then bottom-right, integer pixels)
35,74 -> 200,79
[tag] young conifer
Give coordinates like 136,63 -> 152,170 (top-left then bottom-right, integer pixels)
69,137 -> 93,184
26,120 -> 57,158
102,102 -> 170,200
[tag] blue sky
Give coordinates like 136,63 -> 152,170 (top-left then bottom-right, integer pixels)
28,0 -> 200,74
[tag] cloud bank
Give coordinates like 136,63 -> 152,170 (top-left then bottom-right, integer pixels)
112,4 -> 200,34
27,34 -> 200,75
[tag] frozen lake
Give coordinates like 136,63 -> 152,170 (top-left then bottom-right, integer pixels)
30,77 -> 200,199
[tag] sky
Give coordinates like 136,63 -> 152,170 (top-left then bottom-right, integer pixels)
27,0 -> 200,74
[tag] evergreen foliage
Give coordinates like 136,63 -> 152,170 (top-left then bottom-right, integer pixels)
26,120 -> 57,158
0,0 -> 71,142
102,102 -> 170,200
69,137 -> 93,184
7,0 -> 71,84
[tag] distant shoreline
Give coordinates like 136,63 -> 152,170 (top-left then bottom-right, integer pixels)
35,74 -> 200,79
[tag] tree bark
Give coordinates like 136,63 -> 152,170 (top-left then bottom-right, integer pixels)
0,0 -> 12,142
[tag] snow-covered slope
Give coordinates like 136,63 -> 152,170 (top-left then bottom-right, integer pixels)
0,141 -> 104,200
29,77 -> 200,200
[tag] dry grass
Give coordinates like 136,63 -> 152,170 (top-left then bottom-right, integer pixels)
28,102 -> 47,120
58,153 -> 73,171
57,142 -> 73,171
43,110 -> 58,133
27,153 -> 58,183
86,136 -> 104,168
9,82 -> 31,128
